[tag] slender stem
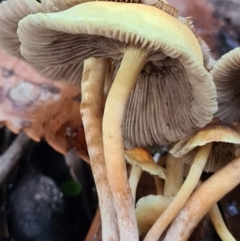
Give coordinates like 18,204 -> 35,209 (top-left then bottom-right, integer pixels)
129,167 -> 142,204
164,155 -> 240,241
144,143 -> 212,241
164,154 -> 184,196
80,58 -> 119,241
154,176 -> 164,195
209,203 -> 236,241
103,47 -> 147,241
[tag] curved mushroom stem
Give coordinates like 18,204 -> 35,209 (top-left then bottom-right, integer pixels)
103,46 -> 147,241
163,155 -> 240,241
144,143 -> 212,241
80,58 -> 119,241
209,203 -> 236,241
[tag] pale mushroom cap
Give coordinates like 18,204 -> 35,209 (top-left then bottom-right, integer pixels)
125,148 -> 166,179
170,119 -> 240,172
135,194 -> 173,234
18,1 -> 204,82
18,1 -> 217,144
212,47 -> 240,124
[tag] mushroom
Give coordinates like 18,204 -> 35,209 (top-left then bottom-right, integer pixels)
17,2 -> 217,240
164,154 -> 240,241
144,119 -> 240,241
41,0 -> 179,17
125,147 -> 166,203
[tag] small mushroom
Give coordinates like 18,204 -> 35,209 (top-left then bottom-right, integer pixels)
144,119 -> 240,241
125,147 -> 166,203
164,154 -> 240,241
136,194 -> 173,234
17,2 -> 217,240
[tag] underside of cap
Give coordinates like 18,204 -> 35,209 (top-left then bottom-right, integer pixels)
125,148 -> 166,179
0,0 -> 41,58
179,142 -> 236,173
212,47 -> 240,123
123,57 -> 217,146
18,1 -> 217,143
170,119 -> 240,157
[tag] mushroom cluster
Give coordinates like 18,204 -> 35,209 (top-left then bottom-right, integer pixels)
1,0 -> 240,240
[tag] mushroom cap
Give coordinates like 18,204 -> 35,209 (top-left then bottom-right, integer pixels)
125,148 -> 166,179
212,47 -> 240,124
135,194 -> 173,234
170,119 -> 240,172
18,2 -> 217,146
41,0 -> 173,14
18,1 -> 204,84
41,0 -> 92,12
0,0 -> 41,58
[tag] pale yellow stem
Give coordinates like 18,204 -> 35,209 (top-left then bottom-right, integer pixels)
164,155 -> 240,241
209,203 -> 236,241
103,47 -> 147,241
154,176 -> 164,195
164,154 -> 184,196
80,58 -> 119,241
129,167 -> 142,204
144,143 -> 212,241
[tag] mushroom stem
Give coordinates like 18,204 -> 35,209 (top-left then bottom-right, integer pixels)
164,154 -> 184,196
154,176 -> 164,195
209,203 -> 236,241
80,58 -> 119,241
163,155 -> 240,241
129,166 -> 142,204
103,46 -> 147,241
144,143 -> 212,241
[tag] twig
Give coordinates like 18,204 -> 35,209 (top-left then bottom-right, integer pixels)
0,132 -> 30,184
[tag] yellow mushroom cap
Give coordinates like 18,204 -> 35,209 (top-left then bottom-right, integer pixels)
170,119 -> 240,172
135,194 -> 173,234
125,148 -> 166,179
18,1 -> 217,144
